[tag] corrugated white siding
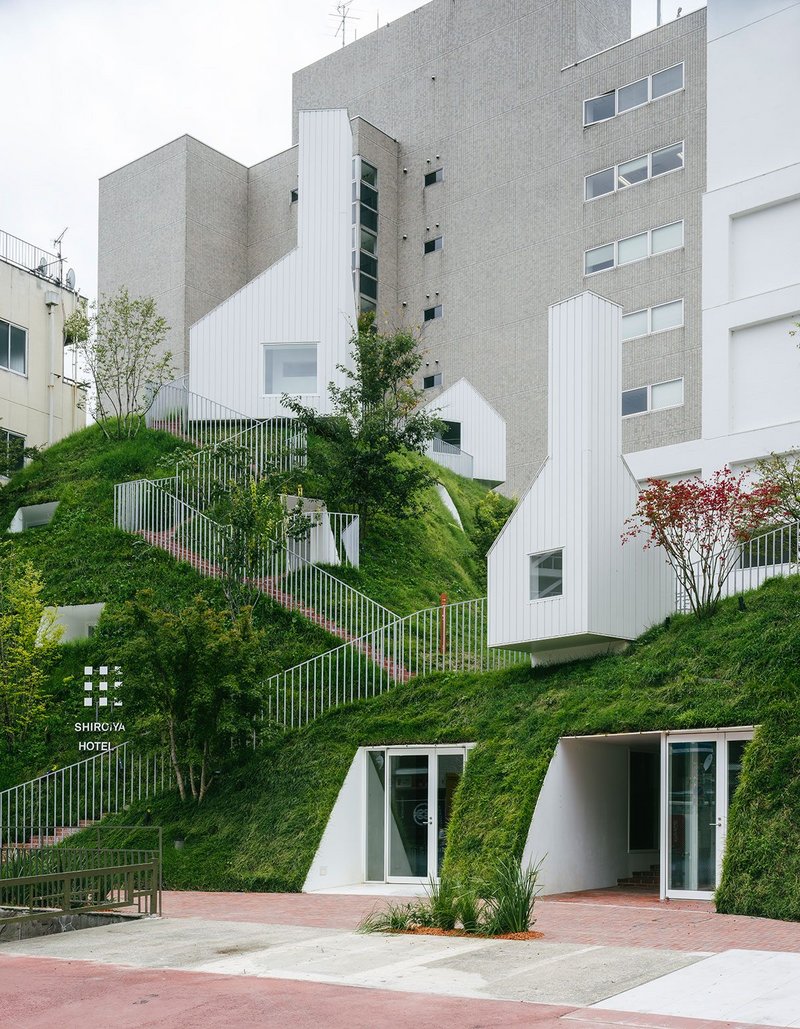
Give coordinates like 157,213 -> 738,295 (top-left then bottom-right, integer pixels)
488,291 -> 674,655
423,378 -> 506,483
188,110 -> 357,417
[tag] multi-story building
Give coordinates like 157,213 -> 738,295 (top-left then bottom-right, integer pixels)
0,230 -> 85,478
98,0 -> 800,501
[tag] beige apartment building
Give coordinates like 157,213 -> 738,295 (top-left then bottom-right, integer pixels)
0,230 -> 85,477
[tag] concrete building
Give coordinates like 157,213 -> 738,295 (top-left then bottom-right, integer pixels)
0,230 -> 84,477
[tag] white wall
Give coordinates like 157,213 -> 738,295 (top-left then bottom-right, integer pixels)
424,378 -> 507,484
189,110 -> 357,418
44,603 -> 106,643
303,749 -> 364,891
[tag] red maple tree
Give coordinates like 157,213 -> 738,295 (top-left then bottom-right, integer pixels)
623,468 -> 783,618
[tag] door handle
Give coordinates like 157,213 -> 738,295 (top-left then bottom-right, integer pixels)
709,818 -> 722,828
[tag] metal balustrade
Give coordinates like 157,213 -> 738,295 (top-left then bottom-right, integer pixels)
674,519 -> 800,613
0,744 -> 172,850
426,437 -> 474,479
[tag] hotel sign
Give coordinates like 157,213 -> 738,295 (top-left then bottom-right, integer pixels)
76,665 -> 125,752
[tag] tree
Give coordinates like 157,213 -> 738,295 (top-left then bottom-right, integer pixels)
103,592 -> 264,802
755,451 -> 800,522
65,287 -> 174,439
622,468 -> 783,619
0,548 -> 62,755
472,491 -> 516,561
282,314 -> 442,532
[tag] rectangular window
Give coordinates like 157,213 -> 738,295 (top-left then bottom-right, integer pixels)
423,372 -> 442,388
360,206 -> 378,233
424,304 -> 443,321
360,272 -> 378,300
424,168 -> 443,186
424,236 -> 443,254
360,159 -> 378,187
264,343 -> 318,395
622,378 -> 684,417
585,142 -> 684,200
622,300 -> 684,340
360,182 -> 379,211
584,64 -> 684,125
530,549 -> 563,600
360,252 -> 378,278
360,227 -> 377,255
440,420 -> 461,447
621,309 -> 649,341
0,320 -> 27,376
290,188 -> 298,203
584,221 -> 684,276
360,297 -> 377,314
0,429 -> 25,476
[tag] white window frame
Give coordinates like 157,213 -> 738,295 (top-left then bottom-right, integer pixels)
584,221 -> 684,276
262,342 -> 319,397
0,318 -> 28,379
584,141 -> 685,201
622,299 -> 685,341
528,548 -> 564,602
622,377 -> 684,419
583,63 -> 685,126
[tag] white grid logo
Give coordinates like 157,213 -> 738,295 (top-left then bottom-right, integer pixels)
83,665 -> 122,708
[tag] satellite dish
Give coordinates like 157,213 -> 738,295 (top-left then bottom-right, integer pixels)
66,268 -> 76,290
37,257 -> 48,276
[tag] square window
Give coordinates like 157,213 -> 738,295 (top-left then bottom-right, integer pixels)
622,387 -> 648,416
360,160 -> 378,187
423,305 -> 443,321
423,372 -> 442,389
424,168 -> 443,186
530,549 -> 563,600
651,378 -> 683,410
585,243 -> 615,274
651,142 -> 684,177
621,310 -> 649,340
424,236 -> 443,254
617,155 -> 648,189
264,343 -> 318,395
651,221 -> 684,254
651,300 -> 684,332
584,92 -> 615,124
652,64 -> 683,99
585,167 -> 615,200
618,232 -> 648,265
617,77 -> 649,113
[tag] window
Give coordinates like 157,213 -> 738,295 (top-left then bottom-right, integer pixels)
360,297 -> 377,314
424,304 -> 443,321
360,206 -> 378,232
424,168 -> 443,186
290,188 -> 298,203
264,343 -> 318,395
0,320 -> 27,376
360,272 -> 378,300
0,429 -> 25,476
584,141 -> 685,200
360,227 -> 377,255
353,158 -> 379,313
360,159 -> 378,187
440,420 -> 461,447
584,221 -> 684,275
584,64 -> 684,125
530,549 -> 563,600
360,182 -> 378,211
622,300 -> 684,341
423,372 -> 442,389
424,236 -> 443,254
622,378 -> 684,417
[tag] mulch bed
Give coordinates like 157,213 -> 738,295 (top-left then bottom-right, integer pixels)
390,927 -> 544,941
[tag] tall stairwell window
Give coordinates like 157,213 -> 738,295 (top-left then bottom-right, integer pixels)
530,549 -> 563,600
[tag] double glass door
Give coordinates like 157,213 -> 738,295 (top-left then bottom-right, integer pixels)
665,731 -> 751,899
366,747 -> 465,883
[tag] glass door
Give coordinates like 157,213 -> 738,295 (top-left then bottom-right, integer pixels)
664,731 -> 752,900
387,752 -> 431,881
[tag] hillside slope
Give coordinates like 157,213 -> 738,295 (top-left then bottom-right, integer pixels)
97,573 -> 800,921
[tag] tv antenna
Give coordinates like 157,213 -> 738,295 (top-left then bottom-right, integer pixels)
53,227 -> 68,284
330,1 -> 359,47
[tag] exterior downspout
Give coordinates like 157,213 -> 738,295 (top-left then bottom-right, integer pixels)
44,289 -> 59,445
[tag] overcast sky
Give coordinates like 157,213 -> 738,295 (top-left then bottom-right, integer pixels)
0,0 -> 703,302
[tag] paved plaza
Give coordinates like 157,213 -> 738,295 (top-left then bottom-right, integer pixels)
1,890 -> 799,1027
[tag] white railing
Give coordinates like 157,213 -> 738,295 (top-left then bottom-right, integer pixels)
675,520 -> 800,613
0,743 -> 172,849
263,596 -> 530,730
427,437 -> 474,479
114,478 -> 387,642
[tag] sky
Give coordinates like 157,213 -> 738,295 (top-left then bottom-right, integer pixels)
0,0 -> 703,302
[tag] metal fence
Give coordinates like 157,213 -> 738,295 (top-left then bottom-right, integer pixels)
0,745 -> 172,850
426,437 -> 474,479
0,229 -> 59,278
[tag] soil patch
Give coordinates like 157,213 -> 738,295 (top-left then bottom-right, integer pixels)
391,927 -> 544,941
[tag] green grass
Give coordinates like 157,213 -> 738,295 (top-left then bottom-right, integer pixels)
89,573 -> 800,921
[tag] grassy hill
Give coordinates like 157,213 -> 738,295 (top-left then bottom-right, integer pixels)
93,573 -> 800,922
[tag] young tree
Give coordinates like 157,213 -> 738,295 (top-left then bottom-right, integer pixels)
65,287 -> 174,440
104,592 -> 264,802
623,468 -> 783,619
755,451 -> 800,522
472,491 -> 517,561
0,548 -> 62,755
282,314 -> 442,532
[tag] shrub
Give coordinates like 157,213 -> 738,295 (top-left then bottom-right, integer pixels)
481,857 -> 541,935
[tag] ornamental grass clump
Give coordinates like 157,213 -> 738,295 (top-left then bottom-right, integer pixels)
481,856 -> 542,935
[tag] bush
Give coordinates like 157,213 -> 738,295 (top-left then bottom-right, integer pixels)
481,857 -> 541,935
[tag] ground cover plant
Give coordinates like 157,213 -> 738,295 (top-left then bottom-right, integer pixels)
89,573 -> 800,921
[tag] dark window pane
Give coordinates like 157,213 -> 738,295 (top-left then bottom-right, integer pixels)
584,91 -> 615,124
360,227 -> 377,255
423,305 -> 442,321
360,160 -> 378,187
0,320 -> 8,369
360,272 -> 378,299
360,206 -> 378,232
618,77 -> 648,112
9,326 -> 26,374
424,168 -> 443,186
423,372 -> 442,388
290,188 -> 298,203
652,64 -> 683,99
652,142 -> 684,177
360,251 -> 378,278
360,296 -> 377,313
360,182 -> 378,211
585,167 -> 615,200
424,236 -> 443,254
622,387 -> 648,416
440,420 -> 461,447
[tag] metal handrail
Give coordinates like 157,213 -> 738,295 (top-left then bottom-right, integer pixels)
426,437 -> 474,479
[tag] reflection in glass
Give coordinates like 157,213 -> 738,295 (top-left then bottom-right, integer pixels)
585,167 -> 615,200
618,77 -> 649,112
585,92 -> 615,124
436,754 -> 464,875
669,741 -> 717,891
366,751 -> 386,881
389,755 -> 429,877
728,740 -> 747,807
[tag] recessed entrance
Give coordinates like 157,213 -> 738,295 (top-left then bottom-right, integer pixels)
366,745 -> 467,884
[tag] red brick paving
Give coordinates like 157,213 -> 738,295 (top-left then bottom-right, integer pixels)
161,888 -> 800,953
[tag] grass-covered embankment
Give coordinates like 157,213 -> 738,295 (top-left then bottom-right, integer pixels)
95,573 -> 800,921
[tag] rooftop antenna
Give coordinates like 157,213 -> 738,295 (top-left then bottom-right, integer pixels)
53,226 -> 68,284
330,1 -> 359,47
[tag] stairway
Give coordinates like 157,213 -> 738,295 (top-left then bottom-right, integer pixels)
617,864 -> 660,889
